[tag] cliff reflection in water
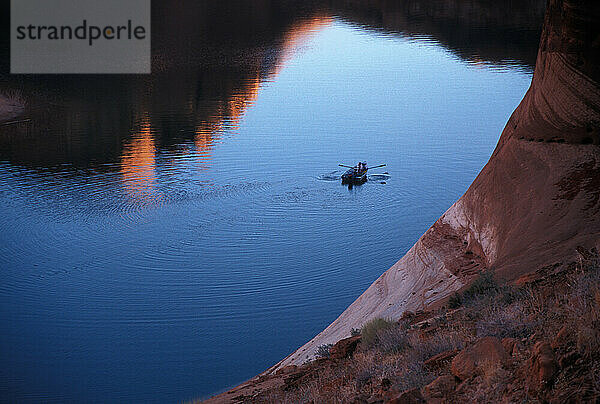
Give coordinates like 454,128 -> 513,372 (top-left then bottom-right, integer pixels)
328,0 -> 546,69
0,4 -> 332,170
121,118 -> 157,199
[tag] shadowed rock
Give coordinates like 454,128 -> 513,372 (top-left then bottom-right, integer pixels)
387,388 -> 426,404
528,341 -> 558,393
329,335 -> 362,360
422,374 -> 458,400
424,349 -> 461,370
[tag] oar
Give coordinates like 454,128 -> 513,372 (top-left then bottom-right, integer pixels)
365,164 -> 386,171
338,164 -> 355,169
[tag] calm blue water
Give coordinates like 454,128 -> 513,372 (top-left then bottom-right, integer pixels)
0,3 -> 540,402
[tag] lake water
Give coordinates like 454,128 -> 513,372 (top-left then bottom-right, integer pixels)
0,1 -> 543,402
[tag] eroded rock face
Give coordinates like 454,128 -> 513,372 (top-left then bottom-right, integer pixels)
274,0 -> 600,369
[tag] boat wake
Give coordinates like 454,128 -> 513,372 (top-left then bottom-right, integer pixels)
367,173 -> 391,181
317,171 -> 342,181
317,171 -> 390,183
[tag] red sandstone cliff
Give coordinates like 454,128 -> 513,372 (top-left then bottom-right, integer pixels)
276,0 -> 600,368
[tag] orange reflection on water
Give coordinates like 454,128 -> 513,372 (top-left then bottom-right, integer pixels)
194,73 -> 261,147
274,15 -> 332,77
193,16 -> 331,152
120,17 -> 332,185
120,117 -> 157,199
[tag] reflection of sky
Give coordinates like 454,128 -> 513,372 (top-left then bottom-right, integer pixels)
231,19 -> 531,177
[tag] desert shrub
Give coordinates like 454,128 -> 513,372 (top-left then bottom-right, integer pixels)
476,299 -> 536,339
390,360 -> 436,392
563,265 -> 600,357
355,366 -> 375,389
376,326 -> 410,354
355,351 -> 435,393
447,271 -> 499,309
462,270 -> 499,302
315,343 -> 333,358
497,285 -> 527,305
577,326 -> 600,357
408,330 -> 464,361
350,328 -> 361,337
361,318 -> 396,348
1,89 -> 25,106
448,292 -> 463,308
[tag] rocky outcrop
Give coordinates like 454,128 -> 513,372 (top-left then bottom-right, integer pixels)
387,388 -> 425,404
501,337 -> 521,357
451,337 -> 509,380
329,335 -> 361,360
275,0 -> 600,368
527,341 -> 558,393
424,349 -> 460,370
422,374 -> 457,400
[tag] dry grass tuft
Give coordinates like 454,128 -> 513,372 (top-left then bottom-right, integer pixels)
360,317 -> 395,348
0,89 -> 26,108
